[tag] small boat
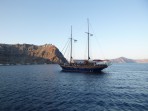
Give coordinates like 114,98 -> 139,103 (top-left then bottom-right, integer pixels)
60,19 -> 111,73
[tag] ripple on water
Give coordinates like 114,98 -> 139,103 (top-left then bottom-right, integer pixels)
0,64 -> 148,111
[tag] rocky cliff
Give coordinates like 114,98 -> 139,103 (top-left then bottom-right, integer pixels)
0,44 -> 67,64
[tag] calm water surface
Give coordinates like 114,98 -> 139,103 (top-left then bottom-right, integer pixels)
0,64 -> 148,111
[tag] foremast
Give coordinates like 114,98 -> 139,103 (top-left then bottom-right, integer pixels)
70,26 -> 77,64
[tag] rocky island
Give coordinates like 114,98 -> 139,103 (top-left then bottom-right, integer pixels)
0,43 -> 67,65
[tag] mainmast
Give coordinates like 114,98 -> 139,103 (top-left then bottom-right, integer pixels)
86,19 -> 93,60
70,25 -> 72,64
87,19 -> 90,60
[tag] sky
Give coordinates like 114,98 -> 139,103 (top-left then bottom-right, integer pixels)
0,0 -> 148,59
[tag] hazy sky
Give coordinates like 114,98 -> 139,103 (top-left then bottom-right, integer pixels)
0,0 -> 148,59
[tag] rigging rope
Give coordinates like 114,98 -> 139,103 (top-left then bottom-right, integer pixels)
66,42 -> 71,62
62,39 -> 69,53
63,39 -> 70,57
89,22 -> 106,60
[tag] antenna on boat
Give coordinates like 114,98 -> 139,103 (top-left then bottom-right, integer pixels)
85,18 -> 93,60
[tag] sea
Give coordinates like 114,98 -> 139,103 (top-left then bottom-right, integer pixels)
0,64 -> 148,111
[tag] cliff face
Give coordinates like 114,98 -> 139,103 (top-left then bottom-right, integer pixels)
0,44 -> 67,64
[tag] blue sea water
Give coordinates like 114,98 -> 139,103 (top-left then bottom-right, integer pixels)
0,64 -> 148,111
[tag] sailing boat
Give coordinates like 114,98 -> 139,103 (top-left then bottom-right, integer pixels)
60,19 -> 111,72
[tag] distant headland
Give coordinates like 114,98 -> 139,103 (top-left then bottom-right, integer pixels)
110,57 -> 148,63
0,43 -> 67,65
